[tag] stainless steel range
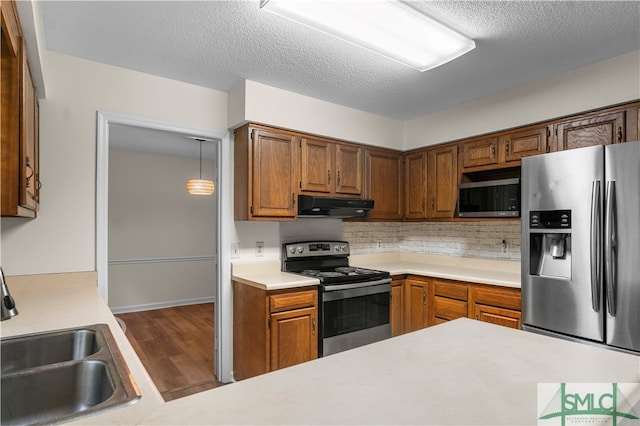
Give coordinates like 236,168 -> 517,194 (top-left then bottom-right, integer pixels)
282,241 -> 391,357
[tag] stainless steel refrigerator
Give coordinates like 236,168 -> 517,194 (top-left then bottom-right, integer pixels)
521,141 -> 640,354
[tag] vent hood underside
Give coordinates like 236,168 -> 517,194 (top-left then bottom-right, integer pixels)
298,195 -> 374,218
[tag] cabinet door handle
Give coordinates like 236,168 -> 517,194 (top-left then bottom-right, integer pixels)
25,156 -> 34,188
311,317 -> 316,335
337,171 -> 341,186
327,170 -> 331,184
506,141 -> 511,155
431,197 -> 435,210
422,289 -> 427,305
617,126 -> 623,143
292,193 -> 296,208
491,144 -> 496,158
422,199 -> 425,211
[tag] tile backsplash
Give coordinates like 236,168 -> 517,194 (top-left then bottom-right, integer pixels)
343,221 -> 521,261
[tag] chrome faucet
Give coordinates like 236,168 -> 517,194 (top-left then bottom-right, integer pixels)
1,267 -> 18,321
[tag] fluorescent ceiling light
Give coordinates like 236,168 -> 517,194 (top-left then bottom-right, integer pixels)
260,0 -> 475,72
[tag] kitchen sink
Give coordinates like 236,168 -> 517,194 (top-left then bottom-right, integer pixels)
1,324 -> 141,425
1,328 -> 100,374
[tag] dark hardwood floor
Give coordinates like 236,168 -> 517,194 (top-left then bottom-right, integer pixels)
116,303 -> 224,401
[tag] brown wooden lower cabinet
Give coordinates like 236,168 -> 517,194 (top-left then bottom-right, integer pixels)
474,304 -> 521,329
233,282 -> 318,380
404,277 -> 430,333
470,284 -> 522,329
430,279 -> 468,326
391,275 -> 522,336
390,277 -> 405,337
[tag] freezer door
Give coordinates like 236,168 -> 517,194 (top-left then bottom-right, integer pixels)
604,141 -> 640,353
521,145 -> 604,342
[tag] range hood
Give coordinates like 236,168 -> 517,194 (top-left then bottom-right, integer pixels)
298,195 -> 374,218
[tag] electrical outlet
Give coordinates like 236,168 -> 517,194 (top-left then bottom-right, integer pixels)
231,243 -> 240,258
501,240 -> 509,255
255,241 -> 264,257
377,240 -> 382,250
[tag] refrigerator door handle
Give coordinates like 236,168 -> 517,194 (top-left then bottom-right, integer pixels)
604,180 -> 617,316
590,180 -> 601,312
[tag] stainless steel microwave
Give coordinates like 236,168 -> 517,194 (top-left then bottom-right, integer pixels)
457,178 -> 520,218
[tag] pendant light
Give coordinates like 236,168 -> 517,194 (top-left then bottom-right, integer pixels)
187,138 -> 214,195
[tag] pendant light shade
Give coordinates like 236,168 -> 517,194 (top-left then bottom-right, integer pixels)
187,179 -> 215,195
187,139 -> 214,196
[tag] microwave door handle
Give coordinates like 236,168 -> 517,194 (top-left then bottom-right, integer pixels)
604,180 -> 617,316
590,180 -> 601,312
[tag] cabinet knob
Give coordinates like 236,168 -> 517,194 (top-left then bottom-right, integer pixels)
491,144 -> 496,158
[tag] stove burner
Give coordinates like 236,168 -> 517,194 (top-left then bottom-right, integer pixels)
302,269 -> 320,275
335,267 -> 356,273
317,271 -> 344,278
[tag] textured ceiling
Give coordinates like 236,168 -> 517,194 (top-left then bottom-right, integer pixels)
41,1 -> 640,121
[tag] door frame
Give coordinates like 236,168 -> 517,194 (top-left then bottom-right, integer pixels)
96,110 -> 233,383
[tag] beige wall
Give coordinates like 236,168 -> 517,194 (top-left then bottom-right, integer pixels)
0,51 -> 228,276
229,80 -> 404,149
404,51 -> 640,149
108,149 -> 216,311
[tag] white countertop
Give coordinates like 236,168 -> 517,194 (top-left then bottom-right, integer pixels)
3,271 -> 638,425
232,253 -> 521,290
0,272 -> 164,425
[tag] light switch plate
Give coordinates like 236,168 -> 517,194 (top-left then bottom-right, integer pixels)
231,243 -> 240,258
255,241 -> 264,257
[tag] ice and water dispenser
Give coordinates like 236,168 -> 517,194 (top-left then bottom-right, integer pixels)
528,210 -> 572,279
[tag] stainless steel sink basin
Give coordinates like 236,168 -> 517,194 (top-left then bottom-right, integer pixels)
1,324 -> 141,425
1,328 -> 100,374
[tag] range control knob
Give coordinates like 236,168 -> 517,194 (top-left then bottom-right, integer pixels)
297,246 -> 304,254
341,244 -> 348,252
334,244 -> 341,252
288,246 -> 296,255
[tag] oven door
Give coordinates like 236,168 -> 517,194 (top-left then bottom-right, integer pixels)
321,278 -> 391,357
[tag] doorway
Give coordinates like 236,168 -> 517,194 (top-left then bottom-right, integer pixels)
96,111 -> 233,384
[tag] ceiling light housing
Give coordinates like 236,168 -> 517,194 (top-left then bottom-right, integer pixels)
260,0 -> 475,72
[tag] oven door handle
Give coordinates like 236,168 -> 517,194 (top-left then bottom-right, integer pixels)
322,278 -> 391,292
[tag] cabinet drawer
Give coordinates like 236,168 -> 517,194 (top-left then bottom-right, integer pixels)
434,281 -> 468,301
434,296 -> 467,321
475,305 -> 521,329
473,287 -> 521,311
269,290 -> 317,313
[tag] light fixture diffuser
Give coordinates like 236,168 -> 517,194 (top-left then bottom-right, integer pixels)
260,0 -> 475,72
187,139 -> 215,196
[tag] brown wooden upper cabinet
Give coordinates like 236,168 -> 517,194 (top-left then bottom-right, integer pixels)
234,125 -> 299,220
300,137 -> 363,197
461,124 -> 550,172
502,124 -> 550,161
460,136 -> 499,169
365,147 -> 403,220
554,108 -> 626,151
1,1 -> 40,218
427,144 -> 458,218
404,150 -> 428,219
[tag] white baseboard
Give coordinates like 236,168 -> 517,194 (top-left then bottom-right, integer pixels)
110,296 -> 215,314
